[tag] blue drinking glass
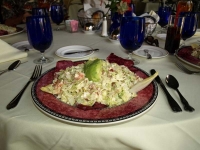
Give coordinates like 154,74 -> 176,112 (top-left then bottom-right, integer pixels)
26,16 -> 53,64
181,12 -> 198,46
50,4 -> 64,30
157,6 -> 171,32
119,16 -> 145,64
32,7 -> 49,16
109,12 -> 122,34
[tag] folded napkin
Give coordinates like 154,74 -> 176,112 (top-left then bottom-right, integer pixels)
0,39 -> 28,63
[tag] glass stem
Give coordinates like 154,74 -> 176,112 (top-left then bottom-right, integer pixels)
180,39 -> 186,47
40,52 -> 47,63
128,53 -> 132,60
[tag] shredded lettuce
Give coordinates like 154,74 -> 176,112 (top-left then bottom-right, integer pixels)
41,60 -> 143,107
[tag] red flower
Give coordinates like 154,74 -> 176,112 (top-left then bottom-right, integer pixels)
122,0 -> 131,4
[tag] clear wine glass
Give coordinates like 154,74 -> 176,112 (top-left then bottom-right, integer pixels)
180,12 -> 198,46
26,16 -> 54,64
50,3 -> 64,30
157,6 -> 172,33
119,16 -> 145,65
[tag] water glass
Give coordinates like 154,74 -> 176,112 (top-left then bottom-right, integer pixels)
164,15 -> 185,54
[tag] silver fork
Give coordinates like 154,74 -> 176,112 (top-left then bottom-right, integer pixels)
176,61 -> 200,74
6,65 -> 42,110
144,49 -> 152,59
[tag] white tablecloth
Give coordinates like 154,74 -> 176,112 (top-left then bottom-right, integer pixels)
0,25 -> 200,150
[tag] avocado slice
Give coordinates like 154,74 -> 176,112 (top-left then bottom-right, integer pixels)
84,59 -> 103,82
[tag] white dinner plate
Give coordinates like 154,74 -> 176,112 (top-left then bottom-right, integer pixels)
12,41 -> 33,51
133,45 -> 169,59
156,33 -> 166,40
0,27 -> 25,38
55,45 -> 94,59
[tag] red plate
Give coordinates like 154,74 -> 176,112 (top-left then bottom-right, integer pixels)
31,60 -> 158,125
175,46 -> 200,69
0,27 -> 24,38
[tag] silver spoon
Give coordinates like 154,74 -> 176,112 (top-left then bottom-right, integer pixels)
0,60 -> 21,76
165,74 -> 195,112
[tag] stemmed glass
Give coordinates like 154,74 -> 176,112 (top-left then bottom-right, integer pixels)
32,7 -> 49,16
50,3 -> 64,30
26,16 -> 53,64
119,16 -> 145,65
180,12 -> 198,46
157,6 -> 171,33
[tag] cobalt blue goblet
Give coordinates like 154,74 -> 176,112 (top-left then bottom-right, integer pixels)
157,6 -> 171,33
32,7 -> 49,16
26,16 -> 53,64
181,12 -> 198,46
50,4 -> 64,30
119,16 -> 145,64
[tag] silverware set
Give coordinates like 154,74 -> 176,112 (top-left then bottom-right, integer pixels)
151,69 -> 194,112
6,65 -> 42,110
165,74 -> 195,112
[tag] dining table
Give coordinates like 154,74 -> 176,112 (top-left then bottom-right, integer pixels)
0,23 -> 200,150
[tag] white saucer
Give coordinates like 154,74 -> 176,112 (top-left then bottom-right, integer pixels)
82,29 -> 96,34
12,41 -> 33,51
133,45 -> 169,59
156,34 -> 166,40
55,45 -> 95,59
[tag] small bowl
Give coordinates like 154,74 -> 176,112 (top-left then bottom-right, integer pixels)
110,29 -> 120,40
84,22 -> 95,31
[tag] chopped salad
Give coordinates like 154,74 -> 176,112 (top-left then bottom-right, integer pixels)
41,60 -> 143,107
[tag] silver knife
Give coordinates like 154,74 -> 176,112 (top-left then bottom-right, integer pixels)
64,49 -> 99,55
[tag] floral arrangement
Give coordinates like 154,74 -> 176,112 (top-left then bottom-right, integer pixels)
101,0 -> 131,16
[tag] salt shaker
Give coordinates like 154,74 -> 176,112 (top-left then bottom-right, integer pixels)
101,16 -> 108,37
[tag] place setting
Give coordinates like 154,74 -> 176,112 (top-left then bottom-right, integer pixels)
55,45 -> 99,59
0,24 -> 25,38
31,53 -> 159,125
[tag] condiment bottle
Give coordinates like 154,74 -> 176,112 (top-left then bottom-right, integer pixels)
101,16 -> 108,37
